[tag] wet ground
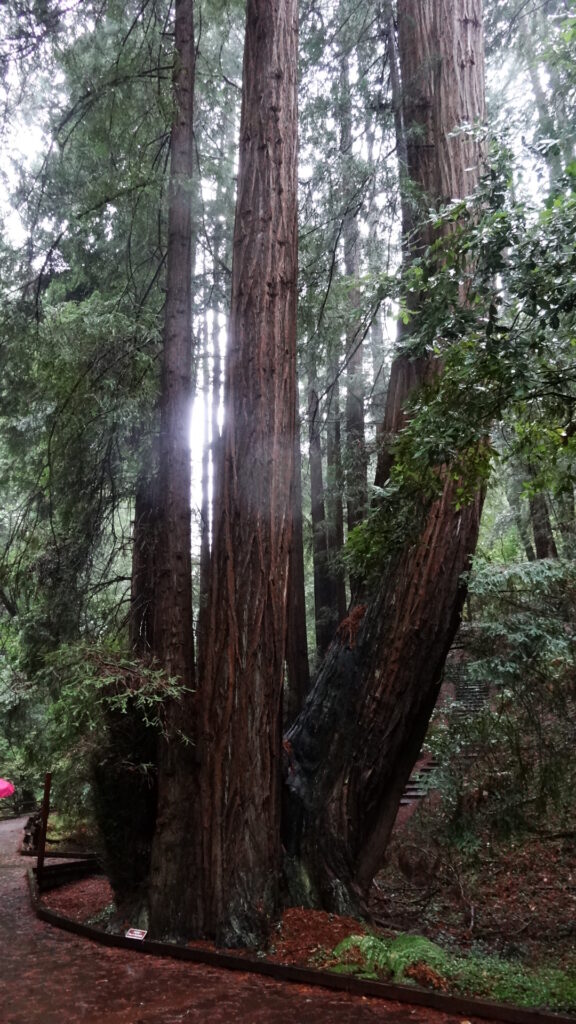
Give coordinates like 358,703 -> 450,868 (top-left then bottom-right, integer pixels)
0,817 -> 486,1023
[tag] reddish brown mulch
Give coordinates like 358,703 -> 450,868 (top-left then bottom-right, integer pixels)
42,874 -> 113,924
43,884 -> 370,968
0,817 -> 486,1024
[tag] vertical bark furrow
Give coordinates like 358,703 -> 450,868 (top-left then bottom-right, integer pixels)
148,0 -> 196,940
194,0 -> 299,946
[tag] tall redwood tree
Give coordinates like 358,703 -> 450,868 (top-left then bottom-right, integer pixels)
283,0 -> 487,913
189,0 -> 299,946
147,0 -> 196,938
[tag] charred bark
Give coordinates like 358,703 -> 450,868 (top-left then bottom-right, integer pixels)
91,704 -> 158,922
284,483 -> 483,910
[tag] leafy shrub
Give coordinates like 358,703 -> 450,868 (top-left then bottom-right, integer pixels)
330,933 -> 576,1012
427,558 -> 576,835
332,933 -> 448,981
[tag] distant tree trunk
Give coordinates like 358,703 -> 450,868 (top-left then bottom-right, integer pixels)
90,469 -> 160,917
285,403 -> 310,725
198,139 -> 232,631
190,0 -> 298,947
340,52 -> 367,545
147,0 -> 196,939
529,491 -> 558,559
129,473 -> 158,656
199,305 -> 211,617
325,366 -> 348,618
557,487 -> 576,558
92,466 -> 160,919
307,381 -> 340,657
366,126 -> 388,430
518,10 -> 564,189
283,0 -> 486,913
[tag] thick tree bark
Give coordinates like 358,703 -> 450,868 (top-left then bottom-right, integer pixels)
283,0 -> 486,911
284,482 -> 483,909
191,0 -> 298,947
376,0 -> 485,487
147,0 -> 196,939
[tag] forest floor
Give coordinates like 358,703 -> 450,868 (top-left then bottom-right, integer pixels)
369,801 -> 576,977
34,798 -> 576,1019
42,817 -> 576,973
0,815 -> 491,1024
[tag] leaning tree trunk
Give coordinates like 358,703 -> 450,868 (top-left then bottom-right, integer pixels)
283,0 -> 486,912
147,0 -> 196,939
190,0 -> 298,947
283,481 -> 483,909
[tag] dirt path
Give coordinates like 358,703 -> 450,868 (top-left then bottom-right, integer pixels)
0,817 -> 484,1024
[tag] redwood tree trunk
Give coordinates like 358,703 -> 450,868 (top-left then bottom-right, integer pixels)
284,482 -> 483,909
340,52 -> 367,547
191,0 -> 298,947
147,0 -> 196,939
283,0 -> 486,912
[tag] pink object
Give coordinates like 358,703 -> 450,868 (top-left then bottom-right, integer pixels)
0,778 -> 15,799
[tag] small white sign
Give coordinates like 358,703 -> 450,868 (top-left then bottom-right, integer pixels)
125,928 -> 148,940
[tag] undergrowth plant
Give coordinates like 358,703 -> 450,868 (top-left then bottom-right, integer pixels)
41,642 -> 186,817
330,933 -> 576,1012
427,558 -> 576,836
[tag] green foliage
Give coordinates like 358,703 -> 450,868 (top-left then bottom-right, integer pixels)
39,642 -> 187,814
0,665 -> 46,806
428,557 -> 576,835
346,141 -> 576,581
0,292 -> 160,675
333,933 -> 447,981
330,932 -> 576,1012
0,637 -> 187,820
